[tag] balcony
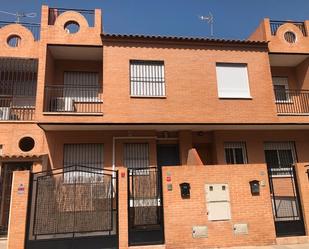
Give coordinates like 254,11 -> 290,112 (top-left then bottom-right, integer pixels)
270,20 -> 307,36
43,85 -> 103,114
0,97 -> 35,121
274,89 -> 309,115
0,21 -> 40,40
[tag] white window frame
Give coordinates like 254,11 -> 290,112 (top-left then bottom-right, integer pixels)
224,142 -> 248,164
216,63 -> 251,99
272,77 -> 291,103
130,60 -> 166,97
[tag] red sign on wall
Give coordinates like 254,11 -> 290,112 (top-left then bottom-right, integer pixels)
17,184 -> 25,194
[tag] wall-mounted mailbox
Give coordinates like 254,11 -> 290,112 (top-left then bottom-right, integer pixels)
249,180 -> 260,196
180,182 -> 190,198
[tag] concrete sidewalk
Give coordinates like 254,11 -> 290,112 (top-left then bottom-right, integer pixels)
0,238 -> 6,249
223,244 -> 309,249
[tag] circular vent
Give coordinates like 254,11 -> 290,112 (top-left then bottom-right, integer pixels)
64,21 -> 80,34
284,31 -> 296,43
19,137 -> 35,152
7,35 -> 21,47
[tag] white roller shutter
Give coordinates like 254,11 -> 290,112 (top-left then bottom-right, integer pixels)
216,63 -> 251,98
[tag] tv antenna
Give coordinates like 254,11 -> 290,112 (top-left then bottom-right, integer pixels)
0,10 -> 37,23
199,12 -> 214,37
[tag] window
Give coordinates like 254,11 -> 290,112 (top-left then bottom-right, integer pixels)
224,142 -> 248,164
63,71 -> 100,102
63,143 -> 104,183
272,77 -> 290,102
124,143 -> 150,175
124,143 -> 149,169
264,142 -> 297,175
0,145 -> 2,155
130,60 -> 165,97
19,137 -> 35,152
284,31 -> 297,44
216,63 -> 251,98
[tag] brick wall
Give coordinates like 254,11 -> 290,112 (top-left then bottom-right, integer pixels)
295,163 -> 309,236
162,164 -> 276,249
7,170 -> 30,249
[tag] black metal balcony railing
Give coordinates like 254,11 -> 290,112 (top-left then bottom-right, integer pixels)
0,97 -> 35,121
0,21 -> 40,40
274,89 -> 309,115
48,8 -> 95,27
270,20 -> 307,36
44,85 -> 103,113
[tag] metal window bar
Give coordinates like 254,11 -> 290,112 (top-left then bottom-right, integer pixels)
0,21 -> 40,40
44,85 -> 103,113
130,61 -> 165,97
274,89 -> 309,114
0,58 -> 37,120
48,8 -> 95,27
264,142 -> 297,176
124,143 -> 150,175
224,142 -> 248,164
270,20 -> 307,36
63,144 -> 104,184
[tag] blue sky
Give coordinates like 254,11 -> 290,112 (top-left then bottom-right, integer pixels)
0,0 -> 309,39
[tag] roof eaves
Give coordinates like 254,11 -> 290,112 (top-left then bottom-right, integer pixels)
101,33 -> 269,47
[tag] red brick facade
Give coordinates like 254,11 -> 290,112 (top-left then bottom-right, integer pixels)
0,5 -> 309,249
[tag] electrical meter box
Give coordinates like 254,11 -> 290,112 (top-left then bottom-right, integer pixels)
192,226 -> 208,238
205,184 -> 231,221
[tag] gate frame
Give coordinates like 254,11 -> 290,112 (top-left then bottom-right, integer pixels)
268,165 -> 306,237
25,165 -> 119,249
127,166 -> 165,246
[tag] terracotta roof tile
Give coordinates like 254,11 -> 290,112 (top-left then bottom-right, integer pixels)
102,33 -> 268,46
0,154 -> 46,160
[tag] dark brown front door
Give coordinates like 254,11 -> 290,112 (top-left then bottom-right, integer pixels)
0,162 -> 32,235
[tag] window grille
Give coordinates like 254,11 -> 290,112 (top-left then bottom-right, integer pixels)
272,77 -> 290,102
264,142 -> 297,175
224,142 -> 248,164
63,143 -> 104,183
130,60 -> 165,97
124,143 -> 149,174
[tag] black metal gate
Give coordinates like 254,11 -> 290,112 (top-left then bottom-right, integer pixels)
26,165 -> 118,249
128,167 -> 164,246
268,166 -> 305,237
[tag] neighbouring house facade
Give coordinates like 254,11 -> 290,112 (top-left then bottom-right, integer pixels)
0,5 -> 309,249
